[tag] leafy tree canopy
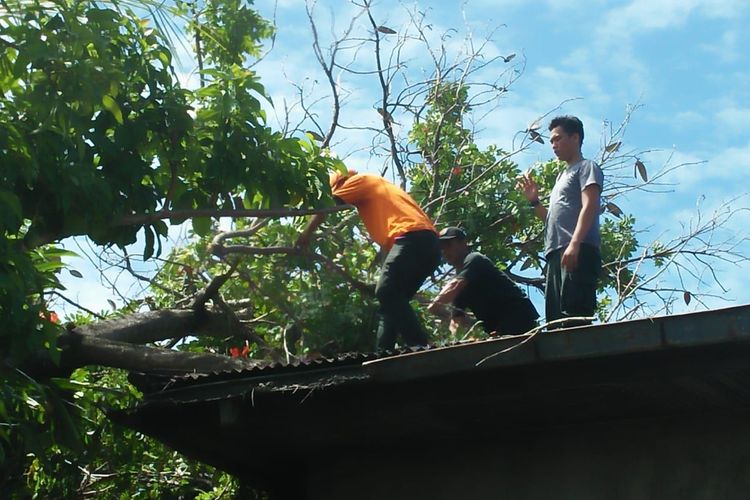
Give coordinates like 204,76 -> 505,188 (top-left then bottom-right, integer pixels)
1,0 -> 743,497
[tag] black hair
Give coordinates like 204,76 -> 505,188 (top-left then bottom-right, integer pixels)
549,115 -> 584,146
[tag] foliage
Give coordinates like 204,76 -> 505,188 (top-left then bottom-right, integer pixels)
151,217 -> 380,358
406,82 -> 640,331
4,366 -> 240,498
0,0 -> 338,362
408,82 -> 537,265
0,0 -> 335,495
0,0 -> 726,496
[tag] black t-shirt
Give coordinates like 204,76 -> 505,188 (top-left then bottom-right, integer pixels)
453,252 -> 539,333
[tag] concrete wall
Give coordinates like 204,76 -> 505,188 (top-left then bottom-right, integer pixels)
307,413 -> 750,500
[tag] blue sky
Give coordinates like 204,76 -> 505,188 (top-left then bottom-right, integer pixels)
249,0 -> 750,314
59,0 -> 750,320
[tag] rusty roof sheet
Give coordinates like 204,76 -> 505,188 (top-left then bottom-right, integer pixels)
112,304 -> 750,482
129,304 -> 750,405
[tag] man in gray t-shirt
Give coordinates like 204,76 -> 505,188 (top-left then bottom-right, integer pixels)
517,115 -> 603,328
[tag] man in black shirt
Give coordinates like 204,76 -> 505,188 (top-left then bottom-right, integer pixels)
428,227 -> 539,336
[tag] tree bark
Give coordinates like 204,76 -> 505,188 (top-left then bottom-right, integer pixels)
58,331 -> 257,374
75,309 -> 246,345
20,309 -> 269,379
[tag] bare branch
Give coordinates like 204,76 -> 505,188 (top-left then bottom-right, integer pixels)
363,0 -> 407,186
118,205 -> 352,226
50,291 -> 107,320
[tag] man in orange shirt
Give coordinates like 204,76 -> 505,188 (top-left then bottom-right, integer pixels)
296,170 -> 440,351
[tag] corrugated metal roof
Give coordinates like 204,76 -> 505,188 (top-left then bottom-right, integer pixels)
130,304 -> 750,404
138,343 -> 449,393
112,304 -> 750,484
140,306 -> 750,390
131,344 -> 454,402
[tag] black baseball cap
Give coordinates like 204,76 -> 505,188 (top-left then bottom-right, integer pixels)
438,227 -> 467,241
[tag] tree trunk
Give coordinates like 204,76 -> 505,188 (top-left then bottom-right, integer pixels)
58,330 -> 256,374
23,309 -> 267,379
76,309 -> 220,344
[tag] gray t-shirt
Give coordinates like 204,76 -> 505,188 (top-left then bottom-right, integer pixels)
545,158 -> 604,256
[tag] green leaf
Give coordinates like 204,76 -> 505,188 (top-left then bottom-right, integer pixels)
306,130 -> 324,142
143,226 -> 155,260
42,248 -> 79,259
47,390 -> 83,453
101,95 -> 123,124
192,217 -> 212,237
154,220 -> 169,237
0,189 -> 23,228
155,46 -> 171,67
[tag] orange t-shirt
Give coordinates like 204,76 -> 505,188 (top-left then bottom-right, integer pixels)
332,173 -> 436,250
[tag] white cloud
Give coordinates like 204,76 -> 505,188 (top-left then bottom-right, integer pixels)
672,110 -> 704,127
531,65 -> 610,107
629,140 -> 750,208
598,0 -> 744,41
271,0 -> 299,10
585,0 -> 747,92
700,29 -> 741,63
706,141 -> 750,179
715,106 -> 750,130
468,0 -> 605,10
650,148 -> 710,188
464,0 -> 528,8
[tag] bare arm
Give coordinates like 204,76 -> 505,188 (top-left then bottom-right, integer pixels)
427,278 -> 467,318
295,213 -> 327,249
449,314 -> 473,335
516,173 -> 548,221
561,184 -> 601,271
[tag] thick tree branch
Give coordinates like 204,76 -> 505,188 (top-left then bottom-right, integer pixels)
211,243 -> 375,296
308,252 -> 375,296
210,218 -> 270,250
58,331 -> 256,374
191,261 -> 240,311
210,245 -> 300,258
74,309 -> 229,345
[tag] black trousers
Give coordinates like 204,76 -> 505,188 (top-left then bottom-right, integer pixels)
374,230 -> 440,350
545,243 -> 601,328
486,299 -> 539,335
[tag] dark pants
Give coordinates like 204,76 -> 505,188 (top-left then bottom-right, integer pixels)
375,230 -> 440,351
488,299 -> 539,336
545,243 -> 601,329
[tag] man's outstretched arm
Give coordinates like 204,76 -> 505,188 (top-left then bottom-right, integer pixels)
428,278 -> 467,317
295,213 -> 327,249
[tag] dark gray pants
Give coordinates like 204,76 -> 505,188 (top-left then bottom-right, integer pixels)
545,244 -> 600,329
375,230 -> 440,351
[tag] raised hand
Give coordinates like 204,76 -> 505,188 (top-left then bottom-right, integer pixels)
516,172 -> 539,202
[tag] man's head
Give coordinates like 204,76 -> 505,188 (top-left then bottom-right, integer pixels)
438,227 -> 469,267
548,115 -> 584,164
329,169 -> 358,190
